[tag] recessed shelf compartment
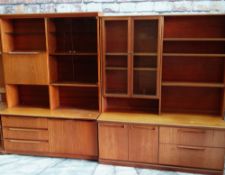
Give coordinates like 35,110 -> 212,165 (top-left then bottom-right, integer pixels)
6,85 -> 49,108
164,16 -> 225,38
162,57 -> 224,83
104,97 -> 159,113
50,55 -> 98,85
163,41 -> 225,54
50,86 -> 99,110
47,17 -> 97,54
1,18 -> 46,52
161,86 -> 223,115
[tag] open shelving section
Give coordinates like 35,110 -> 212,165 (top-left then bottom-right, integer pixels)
0,12 -> 101,118
162,15 -> 225,117
102,16 -> 163,114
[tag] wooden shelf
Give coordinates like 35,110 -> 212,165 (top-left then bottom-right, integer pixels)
163,53 -> 225,57
164,38 -> 225,42
50,52 -> 97,56
162,82 -> 225,88
0,106 -> 99,120
132,94 -> 159,99
133,53 -> 157,56
106,67 -> 127,71
106,53 -> 128,56
98,112 -> 225,129
104,93 -> 129,98
5,32 -> 45,35
5,51 -> 41,55
134,68 -> 157,71
51,82 -> 98,88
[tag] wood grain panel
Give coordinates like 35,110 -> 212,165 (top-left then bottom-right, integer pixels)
2,116 -> 48,129
98,122 -> 129,161
3,53 -> 49,84
48,119 -> 98,157
4,139 -> 49,152
3,127 -> 48,141
129,125 -> 158,163
159,143 -> 225,170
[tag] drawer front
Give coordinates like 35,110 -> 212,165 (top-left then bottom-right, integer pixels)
4,139 -> 49,153
2,116 -> 48,129
3,127 -> 49,141
159,143 -> 225,170
160,127 -> 214,147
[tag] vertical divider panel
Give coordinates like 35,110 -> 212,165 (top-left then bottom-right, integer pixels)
128,17 -> 133,97
158,16 -> 164,114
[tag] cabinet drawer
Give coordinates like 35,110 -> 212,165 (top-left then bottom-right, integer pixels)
160,127 -> 225,147
159,143 -> 225,170
3,127 -> 48,141
4,139 -> 49,153
2,116 -> 48,129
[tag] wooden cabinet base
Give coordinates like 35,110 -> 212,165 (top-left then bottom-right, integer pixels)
4,150 -> 98,160
99,159 -> 224,175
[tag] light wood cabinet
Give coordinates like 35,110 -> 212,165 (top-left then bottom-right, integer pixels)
48,119 -> 98,157
129,125 -> 158,163
98,122 -> 159,163
98,122 -> 129,161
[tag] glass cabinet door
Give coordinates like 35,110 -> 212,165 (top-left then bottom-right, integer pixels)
132,19 -> 159,98
103,19 -> 129,96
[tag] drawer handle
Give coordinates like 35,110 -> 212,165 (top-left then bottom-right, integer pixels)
8,128 -> 42,132
100,123 -> 125,128
8,139 -> 42,144
177,145 -> 205,151
178,129 -> 206,134
131,126 -> 156,130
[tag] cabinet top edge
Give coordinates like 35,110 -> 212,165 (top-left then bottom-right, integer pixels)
0,12 -> 103,19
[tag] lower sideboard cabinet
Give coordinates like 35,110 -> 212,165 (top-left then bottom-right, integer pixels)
159,126 -> 225,170
1,116 -> 98,159
48,119 -> 98,158
98,122 -> 159,163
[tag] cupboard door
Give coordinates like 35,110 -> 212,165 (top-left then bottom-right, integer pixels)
48,119 -> 97,157
129,125 -> 158,163
132,18 -> 159,98
98,122 -> 128,161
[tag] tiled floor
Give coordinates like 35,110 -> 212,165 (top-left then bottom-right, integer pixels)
0,154 -> 222,175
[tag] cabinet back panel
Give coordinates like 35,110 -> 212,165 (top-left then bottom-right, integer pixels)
18,85 -> 49,108
162,57 -> 224,83
104,97 -> 158,113
164,16 -> 225,38
134,20 -> 158,53
161,86 -> 222,115
54,56 -> 98,83
105,70 -> 128,94
59,87 -> 98,110
105,21 -> 128,53
106,55 -> 127,67
52,18 -> 97,53
164,41 -> 225,54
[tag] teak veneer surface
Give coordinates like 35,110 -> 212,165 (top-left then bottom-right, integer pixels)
0,107 -> 99,120
98,112 -> 225,129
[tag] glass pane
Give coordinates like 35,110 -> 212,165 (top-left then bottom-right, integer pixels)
134,56 -> 157,69
133,71 -> 156,96
105,20 -> 128,53
134,20 -> 158,53
106,69 -> 127,94
106,55 -> 127,68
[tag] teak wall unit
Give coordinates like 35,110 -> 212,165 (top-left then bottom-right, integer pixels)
0,13 -> 224,175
